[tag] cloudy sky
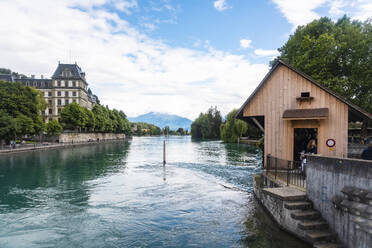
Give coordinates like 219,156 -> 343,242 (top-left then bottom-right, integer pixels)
1,0 -> 371,119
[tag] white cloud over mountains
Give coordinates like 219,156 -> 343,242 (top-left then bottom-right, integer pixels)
0,0 -> 268,119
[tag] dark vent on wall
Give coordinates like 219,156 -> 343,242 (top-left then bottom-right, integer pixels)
301,92 -> 310,97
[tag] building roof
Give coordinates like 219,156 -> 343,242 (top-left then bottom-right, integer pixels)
52,63 -> 87,83
236,60 -> 372,122
282,108 -> 329,120
0,74 -> 14,82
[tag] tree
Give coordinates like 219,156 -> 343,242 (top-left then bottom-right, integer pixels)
0,81 -> 46,142
273,16 -> 372,136
220,109 -> 248,143
191,106 -> 222,139
60,102 -> 88,130
46,120 -> 63,136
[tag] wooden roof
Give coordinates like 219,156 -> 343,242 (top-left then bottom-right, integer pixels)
282,108 -> 329,120
236,60 -> 372,122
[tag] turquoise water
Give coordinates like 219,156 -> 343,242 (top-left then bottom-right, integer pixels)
0,136 -> 309,248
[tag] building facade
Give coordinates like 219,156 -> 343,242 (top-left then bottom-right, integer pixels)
236,60 -> 372,168
1,63 -> 97,122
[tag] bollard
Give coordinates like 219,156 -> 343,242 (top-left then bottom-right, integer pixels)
163,140 -> 166,165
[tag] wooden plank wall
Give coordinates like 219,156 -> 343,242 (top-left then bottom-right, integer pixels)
243,65 -> 348,165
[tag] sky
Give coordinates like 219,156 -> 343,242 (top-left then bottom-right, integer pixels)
0,0 -> 371,120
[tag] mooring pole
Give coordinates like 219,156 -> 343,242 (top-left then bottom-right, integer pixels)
163,140 -> 166,165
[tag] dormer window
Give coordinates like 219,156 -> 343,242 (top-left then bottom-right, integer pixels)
62,70 -> 72,77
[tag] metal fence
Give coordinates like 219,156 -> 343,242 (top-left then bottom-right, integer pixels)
266,154 -> 306,188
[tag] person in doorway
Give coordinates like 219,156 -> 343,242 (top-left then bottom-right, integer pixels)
361,142 -> 372,160
306,139 -> 317,154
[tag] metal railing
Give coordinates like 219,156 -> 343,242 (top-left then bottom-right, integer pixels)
266,154 -> 306,188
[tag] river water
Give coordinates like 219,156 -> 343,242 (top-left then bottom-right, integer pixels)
0,136 -> 310,248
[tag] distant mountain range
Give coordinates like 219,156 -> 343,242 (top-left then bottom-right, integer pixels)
128,112 -> 192,131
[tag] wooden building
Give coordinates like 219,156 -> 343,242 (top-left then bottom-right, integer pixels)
236,60 -> 372,168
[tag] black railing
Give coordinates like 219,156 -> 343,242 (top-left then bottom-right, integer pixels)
266,155 -> 306,188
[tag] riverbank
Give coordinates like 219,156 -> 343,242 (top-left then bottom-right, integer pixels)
0,138 -> 128,155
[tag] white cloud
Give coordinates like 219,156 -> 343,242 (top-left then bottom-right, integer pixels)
272,0 -> 372,29
240,39 -> 252,49
271,0 -> 327,28
254,49 -> 280,57
214,0 -> 231,12
0,0 -> 268,119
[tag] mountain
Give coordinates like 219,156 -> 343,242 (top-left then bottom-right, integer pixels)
128,112 -> 192,131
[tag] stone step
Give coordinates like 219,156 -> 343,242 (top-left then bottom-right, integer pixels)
313,241 -> 342,248
299,220 -> 328,230
291,210 -> 320,220
285,201 -> 312,210
306,231 -> 334,243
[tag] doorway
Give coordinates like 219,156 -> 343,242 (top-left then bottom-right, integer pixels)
293,128 -> 318,162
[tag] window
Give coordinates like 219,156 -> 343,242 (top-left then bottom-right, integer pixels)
65,99 -> 69,105
48,92 -> 52,97
73,92 -> 76,97
58,108 -> 61,114
58,99 -> 61,105
73,81 -> 76,87
73,99 -> 77,103
48,100 -> 52,106
57,91 -> 61,96
301,92 -> 310,98
49,118 -> 53,121
66,91 -> 69,97
48,108 -> 52,114
57,81 -> 61,87
62,70 -> 71,77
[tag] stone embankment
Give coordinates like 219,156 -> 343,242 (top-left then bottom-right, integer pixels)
255,155 -> 372,248
254,176 -> 341,247
0,133 -> 126,155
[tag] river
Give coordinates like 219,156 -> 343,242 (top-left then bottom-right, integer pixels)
0,136 -> 310,248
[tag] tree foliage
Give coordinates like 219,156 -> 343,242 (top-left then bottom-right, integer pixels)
0,81 -> 46,142
191,106 -> 222,139
61,103 -> 131,134
131,122 -> 161,136
220,109 -> 248,143
273,16 -> 372,115
46,120 -> 63,136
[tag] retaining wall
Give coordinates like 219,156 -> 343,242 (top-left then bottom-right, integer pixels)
59,133 -> 126,143
306,155 -> 372,248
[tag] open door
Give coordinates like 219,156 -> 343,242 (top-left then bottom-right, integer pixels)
293,128 -> 318,162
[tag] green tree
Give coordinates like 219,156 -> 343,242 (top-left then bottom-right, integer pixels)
273,16 -> 372,133
0,81 -> 46,142
45,120 -> 63,136
83,107 -> 95,131
60,102 -> 88,130
191,106 -> 222,139
220,109 -> 248,143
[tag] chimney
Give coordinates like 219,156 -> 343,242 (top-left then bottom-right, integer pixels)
41,75 -> 44,79
31,75 -> 35,79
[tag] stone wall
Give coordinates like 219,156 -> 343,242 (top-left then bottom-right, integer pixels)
306,155 -> 372,248
253,176 -> 310,243
59,133 -> 126,143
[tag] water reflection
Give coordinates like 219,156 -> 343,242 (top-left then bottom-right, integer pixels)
0,142 -> 130,211
243,198 -> 312,248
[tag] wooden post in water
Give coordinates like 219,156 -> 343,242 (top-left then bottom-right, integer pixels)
163,140 -> 166,165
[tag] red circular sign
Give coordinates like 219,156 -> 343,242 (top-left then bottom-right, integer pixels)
326,139 -> 336,147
